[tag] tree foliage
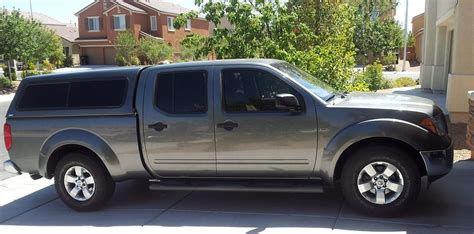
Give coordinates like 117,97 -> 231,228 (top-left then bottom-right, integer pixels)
138,37 -> 173,64
352,0 -> 403,56
174,0 -> 356,91
0,9 -> 64,68
115,30 -> 137,65
180,34 -> 208,61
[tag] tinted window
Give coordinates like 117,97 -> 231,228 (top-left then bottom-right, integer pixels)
222,69 -> 302,112
155,71 -> 207,114
69,80 -> 127,107
18,78 -> 127,110
18,83 -> 69,109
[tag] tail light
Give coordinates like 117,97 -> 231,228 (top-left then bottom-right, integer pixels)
4,123 -> 12,151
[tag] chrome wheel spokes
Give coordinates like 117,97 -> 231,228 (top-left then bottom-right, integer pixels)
63,166 -> 95,201
357,161 -> 404,205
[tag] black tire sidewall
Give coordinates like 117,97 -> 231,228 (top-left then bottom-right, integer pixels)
54,153 -> 115,211
341,146 -> 421,217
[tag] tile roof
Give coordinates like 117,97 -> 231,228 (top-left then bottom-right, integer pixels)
137,0 -> 191,15
19,11 -> 65,26
47,24 -> 79,42
115,0 -> 147,13
17,11 -> 79,42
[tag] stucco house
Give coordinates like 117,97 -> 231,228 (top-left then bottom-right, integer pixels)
420,0 -> 474,123
74,0 -> 210,65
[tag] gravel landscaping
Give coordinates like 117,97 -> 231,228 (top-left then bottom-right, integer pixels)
450,122 -> 472,161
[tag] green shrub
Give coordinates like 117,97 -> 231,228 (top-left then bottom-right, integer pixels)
383,54 -> 397,65
26,62 -> 36,70
3,67 -> 17,81
392,77 -> 417,88
346,73 -> 370,92
363,62 -> 391,91
22,70 -> 53,78
115,56 -> 127,66
0,77 -> 12,89
131,56 -> 141,65
63,55 -> 73,67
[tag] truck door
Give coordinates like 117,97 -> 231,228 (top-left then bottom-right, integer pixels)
142,66 -> 215,177
213,65 -> 318,177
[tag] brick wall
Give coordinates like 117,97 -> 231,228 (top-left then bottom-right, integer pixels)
467,91 -> 474,158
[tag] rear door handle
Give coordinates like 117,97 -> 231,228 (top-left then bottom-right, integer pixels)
217,120 -> 238,131
148,122 -> 168,131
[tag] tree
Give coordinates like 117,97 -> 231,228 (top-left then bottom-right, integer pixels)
407,31 -> 415,47
138,37 -> 173,64
352,0 -> 403,59
180,34 -> 207,61
174,0 -> 356,91
0,9 -> 64,76
115,30 -> 137,65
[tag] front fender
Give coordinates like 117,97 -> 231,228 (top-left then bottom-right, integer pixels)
38,129 -> 125,179
319,118 -> 444,184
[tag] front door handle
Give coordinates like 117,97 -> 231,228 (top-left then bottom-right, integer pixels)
217,120 -> 239,131
148,122 -> 168,131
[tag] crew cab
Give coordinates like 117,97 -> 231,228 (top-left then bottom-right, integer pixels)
3,59 -> 453,216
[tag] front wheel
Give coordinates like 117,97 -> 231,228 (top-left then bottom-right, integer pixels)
340,146 -> 421,217
54,153 -> 115,211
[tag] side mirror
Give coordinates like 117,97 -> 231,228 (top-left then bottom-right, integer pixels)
275,93 -> 301,112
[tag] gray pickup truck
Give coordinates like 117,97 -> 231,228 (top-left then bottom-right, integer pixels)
3,59 -> 452,216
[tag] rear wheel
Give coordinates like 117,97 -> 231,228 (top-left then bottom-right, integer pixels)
54,153 -> 115,211
340,146 -> 420,217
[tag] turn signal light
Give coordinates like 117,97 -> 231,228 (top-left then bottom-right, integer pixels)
420,118 -> 437,134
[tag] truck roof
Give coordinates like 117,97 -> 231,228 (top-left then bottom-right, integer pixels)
23,59 -> 283,81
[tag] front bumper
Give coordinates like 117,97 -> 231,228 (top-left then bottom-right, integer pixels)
419,143 -> 454,182
3,160 -> 22,175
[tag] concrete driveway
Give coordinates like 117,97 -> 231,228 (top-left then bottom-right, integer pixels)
0,94 -> 15,180
0,160 -> 473,233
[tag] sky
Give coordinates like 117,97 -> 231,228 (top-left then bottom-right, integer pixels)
1,0 -> 425,31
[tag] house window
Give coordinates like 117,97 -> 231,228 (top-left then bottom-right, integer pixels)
167,16 -> 175,31
87,16 -> 100,32
63,47 -> 70,57
114,15 -> 126,31
150,16 -> 157,31
185,19 -> 191,31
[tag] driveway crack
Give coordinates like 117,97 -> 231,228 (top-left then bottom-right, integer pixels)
142,191 -> 194,226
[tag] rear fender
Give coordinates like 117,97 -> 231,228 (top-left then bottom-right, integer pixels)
38,129 -> 125,180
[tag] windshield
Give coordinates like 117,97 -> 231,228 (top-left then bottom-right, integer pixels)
271,62 -> 336,101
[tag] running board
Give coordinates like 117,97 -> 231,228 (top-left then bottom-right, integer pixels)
149,179 -> 324,193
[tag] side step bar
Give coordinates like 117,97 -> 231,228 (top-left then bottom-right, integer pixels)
149,179 -> 324,193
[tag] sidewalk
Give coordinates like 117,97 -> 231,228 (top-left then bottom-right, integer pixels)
1,160 -> 473,233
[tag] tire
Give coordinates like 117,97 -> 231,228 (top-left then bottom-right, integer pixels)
54,152 -> 115,211
340,145 -> 420,217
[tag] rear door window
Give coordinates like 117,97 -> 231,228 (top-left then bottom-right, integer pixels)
155,71 -> 208,114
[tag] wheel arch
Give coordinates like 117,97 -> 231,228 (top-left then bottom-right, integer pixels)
39,129 -> 125,180
333,137 -> 427,183
318,118 -> 433,185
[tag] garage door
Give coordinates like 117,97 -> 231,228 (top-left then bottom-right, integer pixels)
82,48 -> 104,65
104,48 -> 117,65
